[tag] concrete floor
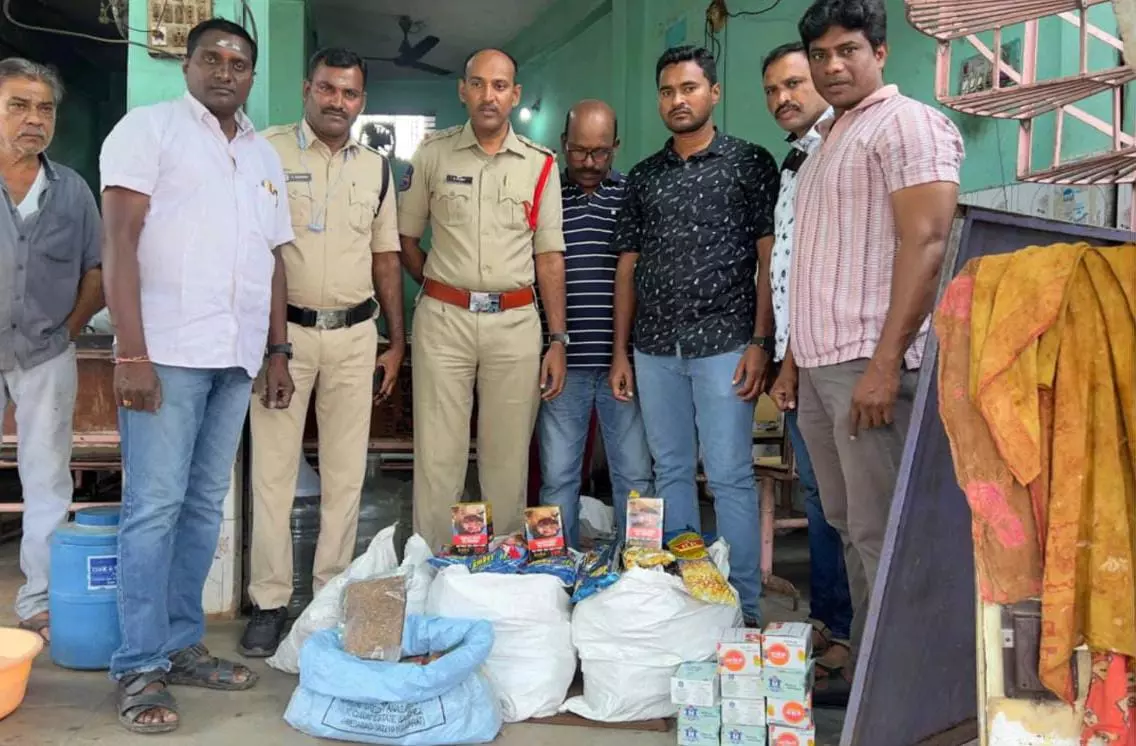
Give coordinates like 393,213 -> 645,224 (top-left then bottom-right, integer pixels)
0,515 -> 847,745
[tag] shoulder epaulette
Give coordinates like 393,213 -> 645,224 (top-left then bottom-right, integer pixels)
260,123 -> 293,140
515,133 -> 556,157
419,125 -> 463,147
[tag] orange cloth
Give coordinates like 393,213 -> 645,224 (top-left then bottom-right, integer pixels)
936,243 -> 1136,743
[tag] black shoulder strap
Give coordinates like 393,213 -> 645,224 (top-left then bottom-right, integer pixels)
379,158 -> 391,206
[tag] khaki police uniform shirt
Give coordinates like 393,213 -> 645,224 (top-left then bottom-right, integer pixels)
263,119 -> 399,310
397,121 -> 565,293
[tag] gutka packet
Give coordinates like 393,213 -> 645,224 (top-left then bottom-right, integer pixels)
626,492 -> 664,549
666,531 -> 735,605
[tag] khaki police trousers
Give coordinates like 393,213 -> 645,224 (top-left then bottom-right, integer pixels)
247,320 -> 378,610
412,295 -> 542,550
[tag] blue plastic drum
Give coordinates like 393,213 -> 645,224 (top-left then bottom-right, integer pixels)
48,506 -> 122,670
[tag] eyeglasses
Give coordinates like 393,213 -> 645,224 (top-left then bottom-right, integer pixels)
565,145 -> 615,163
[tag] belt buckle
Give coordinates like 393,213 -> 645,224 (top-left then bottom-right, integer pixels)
468,291 -> 502,313
314,309 -> 344,329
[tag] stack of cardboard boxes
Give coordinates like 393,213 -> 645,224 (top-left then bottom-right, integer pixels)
671,622 -> 817,746
761,622 -> 816,745
718,628 -> 767,745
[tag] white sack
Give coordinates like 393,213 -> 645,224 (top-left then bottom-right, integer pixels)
561,540 -> 742,722
426,567 -> 575,722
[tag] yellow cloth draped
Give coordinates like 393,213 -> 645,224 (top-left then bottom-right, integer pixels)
936,242 -> 1136,704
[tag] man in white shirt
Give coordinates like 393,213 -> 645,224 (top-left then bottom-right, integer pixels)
761,41 -> 853,706
100,18 -> 293,734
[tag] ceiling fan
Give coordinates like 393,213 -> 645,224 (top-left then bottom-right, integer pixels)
366,15 -> 453,77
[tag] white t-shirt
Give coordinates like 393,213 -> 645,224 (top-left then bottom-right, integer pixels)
16,166 -> 46,219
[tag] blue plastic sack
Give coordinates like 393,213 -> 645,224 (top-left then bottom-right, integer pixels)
284,615 -> 502,745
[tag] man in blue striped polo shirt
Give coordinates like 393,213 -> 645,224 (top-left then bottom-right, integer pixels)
537,100 -> 652,548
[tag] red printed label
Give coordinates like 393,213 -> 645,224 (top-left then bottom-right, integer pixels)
720,649 -> 745,673
782,702 -> 807,725
766,643 -> 790,667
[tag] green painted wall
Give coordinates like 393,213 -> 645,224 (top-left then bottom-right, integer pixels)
364,79 -> 465,128
515,11 -> 615,148
503,0 -> 1130,194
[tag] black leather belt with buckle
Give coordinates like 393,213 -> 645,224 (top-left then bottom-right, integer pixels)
286,298 -> 377,330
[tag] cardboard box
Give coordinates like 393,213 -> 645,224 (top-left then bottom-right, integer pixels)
721,673 -> 765,700
722,698 -> 766,726
767,724 -> 815,746
672,662 -> 721,707
678,722 -> 721,746
450,503 -> 493,556
759,661 -> 814,699
720,724 -> 767,746
718,629 -> 763,676
766,695 -> 813,729
760,622 -> 812,671
626,494 -> 664,549
678,704 -> 722,729
523,506 -> 566,559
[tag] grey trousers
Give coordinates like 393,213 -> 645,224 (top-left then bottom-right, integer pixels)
796,358 -> 918,659
0,345 -> 77,620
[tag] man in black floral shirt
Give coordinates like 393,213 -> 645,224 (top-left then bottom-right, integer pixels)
610,45 -> 779,624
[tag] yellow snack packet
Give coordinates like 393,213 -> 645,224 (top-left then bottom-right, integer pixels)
666,531 -> 735,606
623,545 -> 676,569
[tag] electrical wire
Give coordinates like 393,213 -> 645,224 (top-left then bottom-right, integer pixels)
2,0 -> 258,57
3,0 -> 132,45
102,0 -> 153,36
728,0 -> 783,18
239,0 -> 259,47
703,0 -> 787,128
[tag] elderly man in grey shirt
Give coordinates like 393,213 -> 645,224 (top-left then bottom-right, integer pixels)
0,58 -> 105,643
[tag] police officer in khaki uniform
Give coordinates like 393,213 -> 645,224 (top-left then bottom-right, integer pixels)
240,48 -> 405,657
398,48 -> 568,550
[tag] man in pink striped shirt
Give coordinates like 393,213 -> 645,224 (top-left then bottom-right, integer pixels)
788,0 -> 964,695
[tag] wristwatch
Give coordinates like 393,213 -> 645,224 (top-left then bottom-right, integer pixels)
266,342 -> 293,360
750,335 -> 775,355
549,332 -> 570,347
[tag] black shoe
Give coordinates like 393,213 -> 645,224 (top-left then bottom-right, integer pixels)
238,607 -> 288,658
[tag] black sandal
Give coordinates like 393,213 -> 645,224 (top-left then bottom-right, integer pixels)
167,643 -> 259,691
117,670 -> 179,734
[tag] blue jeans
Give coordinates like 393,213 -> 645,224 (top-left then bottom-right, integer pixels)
786,411 -> 853,642
110,365 -> 253,679
537,367 -> 653,549
633,346 -> 762,620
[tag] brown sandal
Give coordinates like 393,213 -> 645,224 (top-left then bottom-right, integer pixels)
809,620 -> 832,654
17,615 -> 50,646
